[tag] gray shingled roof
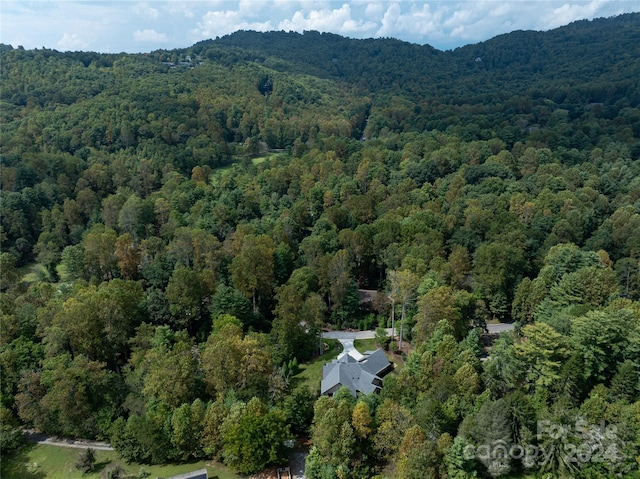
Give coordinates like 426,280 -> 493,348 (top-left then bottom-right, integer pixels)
165,469 -> 208,479
321,349 -> 391,397
360,348 -> 393,376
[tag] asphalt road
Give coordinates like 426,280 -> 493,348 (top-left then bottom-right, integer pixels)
23,430 -> 114,450
486,322 -> 516,334
323,323 -> 514,339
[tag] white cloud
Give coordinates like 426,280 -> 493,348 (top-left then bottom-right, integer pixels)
278,3 -> 377,35
364,2 -> 384,20
164,1 -> 197,18
133,29 -> 169,43
2,0 -> 640,53
441,2 -> 510,43
270,0 -> 299,8
543,0 -> 608,29
378,3 -> 444,38
406,3 -> 444,35
430,0 -> 635,48
193,10 -> 274,39
238,0 -> 269,16
132,2 -> 160,19
57,32 -> 89,51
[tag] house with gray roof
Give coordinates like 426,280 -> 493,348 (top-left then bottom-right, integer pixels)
160,469 -> 208,479
321,349 -> 392,397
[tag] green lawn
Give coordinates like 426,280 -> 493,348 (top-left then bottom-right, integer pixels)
208,163 -> 236,188
206,153 -> 285,187
252,152 -> 285,165
208,154 -> 279,186
291,339 -> 342,393
1,444 -> 239,479
353,338 -> 377,354
20,262 -> 51,283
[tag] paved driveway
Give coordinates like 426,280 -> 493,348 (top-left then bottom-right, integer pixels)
322,328 -> 393,360
323,324 -> 513,354
486,323 -> 515,334
322,324 -> 513,361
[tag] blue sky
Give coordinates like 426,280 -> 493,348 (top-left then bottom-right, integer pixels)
2,1 -> 639,52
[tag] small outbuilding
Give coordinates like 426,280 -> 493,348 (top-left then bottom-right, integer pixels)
321,349 -> 392,397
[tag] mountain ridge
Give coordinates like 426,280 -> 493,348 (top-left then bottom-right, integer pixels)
189,12 -> 640,98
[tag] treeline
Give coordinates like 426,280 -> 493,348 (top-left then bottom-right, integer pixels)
1,13 -> 640,479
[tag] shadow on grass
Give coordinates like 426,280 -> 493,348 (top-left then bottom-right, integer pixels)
1,444 -> 47,479
290,340 -> 342,393
92,460 -> 112,475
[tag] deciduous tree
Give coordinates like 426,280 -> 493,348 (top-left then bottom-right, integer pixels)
202,324 -> 273,400
230,234 -> 275,314
220,398 -> 291,474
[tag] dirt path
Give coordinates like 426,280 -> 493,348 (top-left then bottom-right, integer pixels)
23,430 -> 114,451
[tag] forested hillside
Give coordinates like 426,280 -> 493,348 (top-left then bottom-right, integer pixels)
1,13 -> 639,479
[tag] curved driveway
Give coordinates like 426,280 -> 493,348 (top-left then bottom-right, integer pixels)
322,323 -> 514,359
322,328 -> 391,360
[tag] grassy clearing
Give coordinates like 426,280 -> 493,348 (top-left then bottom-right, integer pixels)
208,163 -> 236,187
252,152 -> 286,165
292,339 -> 342,393
208,153 -> 284,185
1,444 -> 239,479
20,263 -> 50,283
353,338 -> 377,354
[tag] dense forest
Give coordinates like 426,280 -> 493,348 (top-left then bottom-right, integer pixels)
1,12 -> 640,479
